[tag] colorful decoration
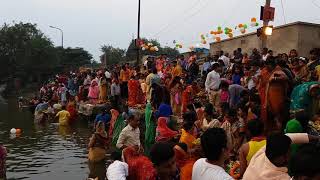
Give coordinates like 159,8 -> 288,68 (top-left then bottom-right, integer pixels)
215,37 -> 221,42
240,28 -> 246,34
228,33 -> 233,38
250,17 -> 259,27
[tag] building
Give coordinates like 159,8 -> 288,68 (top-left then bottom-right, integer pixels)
210,21 -> 320,57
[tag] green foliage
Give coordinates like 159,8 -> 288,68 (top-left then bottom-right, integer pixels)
100,45 -> 126,65
0,22 -> 93,85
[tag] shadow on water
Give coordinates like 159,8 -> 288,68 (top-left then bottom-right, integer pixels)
0,97 -> 99,180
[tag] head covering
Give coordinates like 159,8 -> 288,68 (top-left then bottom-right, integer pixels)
155,117 -> 178,142
122,146 -> 156,180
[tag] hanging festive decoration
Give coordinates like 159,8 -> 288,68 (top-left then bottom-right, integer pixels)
141,41 -> 159,52
175,16 -> 261,51
250,17 -> 259,27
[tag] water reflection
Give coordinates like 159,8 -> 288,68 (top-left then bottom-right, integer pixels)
0,98 -> 96,180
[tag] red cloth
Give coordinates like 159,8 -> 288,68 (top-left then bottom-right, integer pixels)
174,145 -> 188,169
128,80 -> 145,107
66,102 -> 77,124
182,86 -> 193,113
123,146 -> 156,180
155,117 -> 178,142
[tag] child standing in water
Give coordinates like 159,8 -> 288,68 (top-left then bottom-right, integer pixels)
56,105 -> 71,126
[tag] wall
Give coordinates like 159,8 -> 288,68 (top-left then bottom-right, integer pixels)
297,24 -> 320,57
210,22 -> 320,57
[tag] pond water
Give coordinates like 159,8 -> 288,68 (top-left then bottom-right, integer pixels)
0,98 -> 95,180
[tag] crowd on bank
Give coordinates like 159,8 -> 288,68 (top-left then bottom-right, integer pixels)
2,47 -> 320,180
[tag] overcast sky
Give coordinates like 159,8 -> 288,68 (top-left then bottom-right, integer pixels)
1,0 -> 320,61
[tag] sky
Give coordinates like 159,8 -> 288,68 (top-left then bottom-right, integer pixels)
1,0 -> 320,61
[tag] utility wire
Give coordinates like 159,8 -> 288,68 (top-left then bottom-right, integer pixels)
151,0 -> 202,37
312,0 -> 320,9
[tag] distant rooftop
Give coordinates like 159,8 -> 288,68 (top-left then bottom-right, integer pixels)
210,21 -> 320,45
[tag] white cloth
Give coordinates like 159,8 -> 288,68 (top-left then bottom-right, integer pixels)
105,71 -> 111,79
247,69 -> 260,90
116,125 -> 141,149
192,158 -> 233,180
106,160 -> 128,180
243,133 -> 309,180
262,54 -> 269,61
219,55 -> 230,67
202,118 -> 221,131
205,70 -> 221,92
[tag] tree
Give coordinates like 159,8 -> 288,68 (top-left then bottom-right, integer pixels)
0,22 -> 58,82
100,45 -> 126,65
0,22 -> 94,91
59,47 -> 93,70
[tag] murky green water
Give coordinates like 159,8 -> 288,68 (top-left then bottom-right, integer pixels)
0,98 -> 94,180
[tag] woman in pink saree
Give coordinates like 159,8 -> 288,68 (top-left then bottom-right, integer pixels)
88,79 -> 99,104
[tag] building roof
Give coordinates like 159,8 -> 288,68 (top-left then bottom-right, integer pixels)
209,21 -> 320,45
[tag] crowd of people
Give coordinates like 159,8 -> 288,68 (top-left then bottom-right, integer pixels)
2,47 -> 320,180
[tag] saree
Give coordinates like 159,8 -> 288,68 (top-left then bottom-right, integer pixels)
111,115 -> 126,147
88,133 -> 108,162
108,109 -> 119,138
174,145 -> 188,169
179,129 -> 196,150
128,80 -> 145,107
265,66 -> 289,131
171,65 -> 182,78
290,81 -> 320,116
98,78 -> 107,103
144,103 -> 156,155
88,80 -> 99,104
122,146 -> 156,180
180,159 -> 196,180
155,117 -> 178,142
66,101 -> 77,124
128,79 -> 139,107
182,86 -> 193,113
171,84 -> 182,116
258,67 -> 272,123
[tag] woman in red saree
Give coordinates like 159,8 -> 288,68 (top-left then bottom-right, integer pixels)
155,117 -> 178,142
174,144 -> 188,169
181,85 -> 193,113
66,98 -> 77,124
128,78 -> 145,107
122,146 -> 156,180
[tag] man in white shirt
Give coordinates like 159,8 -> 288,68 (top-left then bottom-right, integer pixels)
243,133 -> 319,180
116,115 -> 142,150
205,63 -> 222,110
192,128 -> 233,180
219,50 -> 230,68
